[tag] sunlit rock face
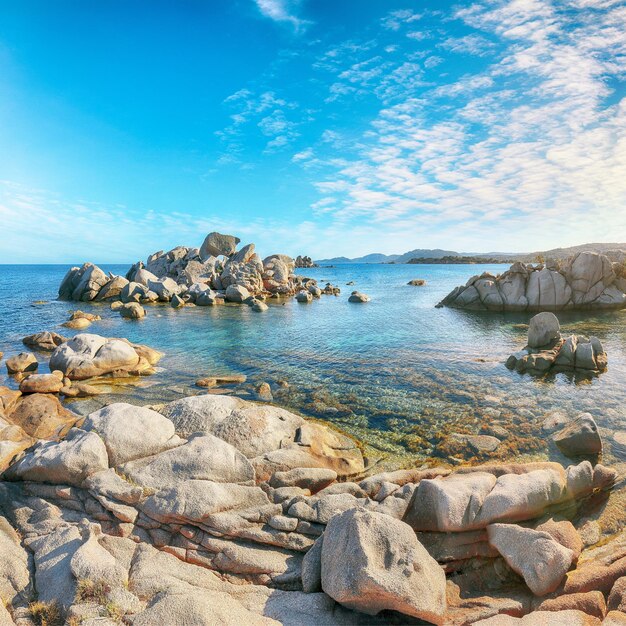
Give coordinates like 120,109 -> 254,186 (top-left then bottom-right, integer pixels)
438,252 -> 626,312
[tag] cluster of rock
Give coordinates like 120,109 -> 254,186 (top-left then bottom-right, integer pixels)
437,251 -> 626,311
506,313 -> 608,376
3,332 -> 162,416
58,233 -> 333,310
0,391 -> 623,625
295,256 -> 317,268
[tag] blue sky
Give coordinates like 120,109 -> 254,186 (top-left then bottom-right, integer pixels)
0,0 -> 625,263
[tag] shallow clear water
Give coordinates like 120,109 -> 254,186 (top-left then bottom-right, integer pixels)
1,263 -> 625,466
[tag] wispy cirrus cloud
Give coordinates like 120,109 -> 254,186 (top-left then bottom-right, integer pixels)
294,0 -> 626,252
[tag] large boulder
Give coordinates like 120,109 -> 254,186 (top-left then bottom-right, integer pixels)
225,284 -> 251,303
200,232 -> 240,259
94,275 -> 129,301
118,434 -> 255,489
5,393 -> 79,438
487,523 -> 575,596
527,312 -> 560,348
4,428 -> 109,486
49,334 -> 142,380
160,395 -> 364,479
403,464 -> 595,532
320,508 -> 446,622
564,251 -> 615,305
19,373 -> 64,394
82,403 -> 183,466
58,263 -> 108,301
148,277 -> 180,301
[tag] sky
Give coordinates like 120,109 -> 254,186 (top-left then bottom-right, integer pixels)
0,0 -> 625,263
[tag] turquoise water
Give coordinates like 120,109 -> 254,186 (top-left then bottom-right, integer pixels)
1,263 -> 625,464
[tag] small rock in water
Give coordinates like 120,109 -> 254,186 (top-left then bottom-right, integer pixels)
295,290 -> 313,303
69,310 -> 101,322
255,382 -> 273,402
553,413 -> 602,457
408,279 -> 426,286
62,317 -> 92,330
22,331 -> 67,352
348,291 -> 370,303
119,302 -> 146,319
6,352 -> 38,374
195,378 -> 217,388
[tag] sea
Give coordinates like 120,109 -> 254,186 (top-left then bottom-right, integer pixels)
1,263 -> 625,468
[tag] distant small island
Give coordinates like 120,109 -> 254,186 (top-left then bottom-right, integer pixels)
404,255 -> 515,265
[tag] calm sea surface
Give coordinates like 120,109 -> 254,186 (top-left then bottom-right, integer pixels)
1,263 -> 625,467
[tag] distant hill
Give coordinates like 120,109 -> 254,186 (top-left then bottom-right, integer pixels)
316,243 -> 626,265
316,248 -> 458,264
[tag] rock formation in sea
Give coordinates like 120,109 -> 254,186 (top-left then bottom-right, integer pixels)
58,233 -> 335,306
437,251 -> 626,311
0,384 -> 624,625
295,255 -> 317,268
506,312 -> 608,376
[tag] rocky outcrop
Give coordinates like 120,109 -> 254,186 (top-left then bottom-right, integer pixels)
0,395 -> 623,625
506,313 -> 608,376
295,255 -> 317,268
437,252 -> 626,311
59,232 -> 328,306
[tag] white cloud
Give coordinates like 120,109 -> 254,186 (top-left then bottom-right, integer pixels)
303,0 -> 626,252
254,0 -> 309,31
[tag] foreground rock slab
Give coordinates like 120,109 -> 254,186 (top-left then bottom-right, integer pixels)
321,508 -> 447,623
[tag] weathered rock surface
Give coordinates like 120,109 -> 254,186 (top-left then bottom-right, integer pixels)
18,372 -> 64,394
0,392 -> 622,626
553,413 -> 603,457
4,427 -> 108,486
438,252 -> 626,311
49,333 -> 158,379
22,331 -> 67,352
82,403 -> 183,466
5,352 -> 38,374
321,508 -> 447,622
5,393 -> 79,438
487,523 -> 575,596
